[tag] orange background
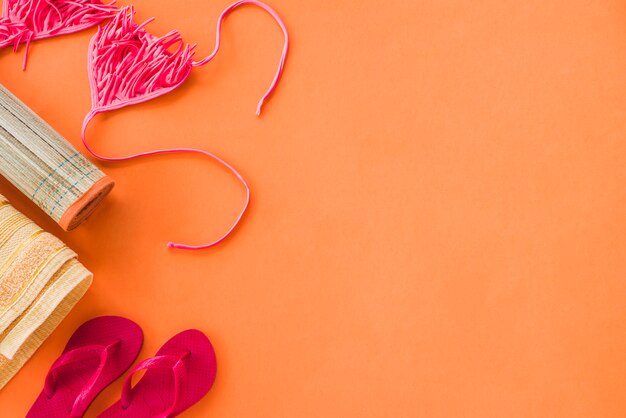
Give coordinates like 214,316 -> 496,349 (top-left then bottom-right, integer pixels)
3,0 -> 626,416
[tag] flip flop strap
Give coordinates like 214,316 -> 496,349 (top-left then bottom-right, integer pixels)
120,352 -> 190,418
44,339 -> 121,417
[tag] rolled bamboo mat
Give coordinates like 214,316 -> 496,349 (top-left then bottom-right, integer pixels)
0,194 -> 92,390
0,84 -> 113,231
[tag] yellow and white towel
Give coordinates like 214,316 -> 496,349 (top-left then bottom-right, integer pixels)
0,194 -> 92,389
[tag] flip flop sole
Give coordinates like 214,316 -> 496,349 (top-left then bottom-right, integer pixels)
98,329 -> 217,417
27,316 -> 143,418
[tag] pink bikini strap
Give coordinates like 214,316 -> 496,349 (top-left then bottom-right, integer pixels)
120,352 -> 191,417
191,0 -> 289,116
44,339 -> 121,417
81,111 -> 251,251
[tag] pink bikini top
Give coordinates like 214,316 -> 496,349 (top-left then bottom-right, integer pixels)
1,0 -> 289,251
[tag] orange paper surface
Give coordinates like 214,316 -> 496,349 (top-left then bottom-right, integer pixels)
3,0 -> 626,416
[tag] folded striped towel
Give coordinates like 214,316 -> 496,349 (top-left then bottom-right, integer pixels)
0,194 -> 92,389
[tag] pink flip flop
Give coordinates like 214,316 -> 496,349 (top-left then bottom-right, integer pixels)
27,316 -> 143,418
98,329 -> 217,418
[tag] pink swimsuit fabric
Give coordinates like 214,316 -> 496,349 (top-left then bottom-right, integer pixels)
0,0 -> 116,68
